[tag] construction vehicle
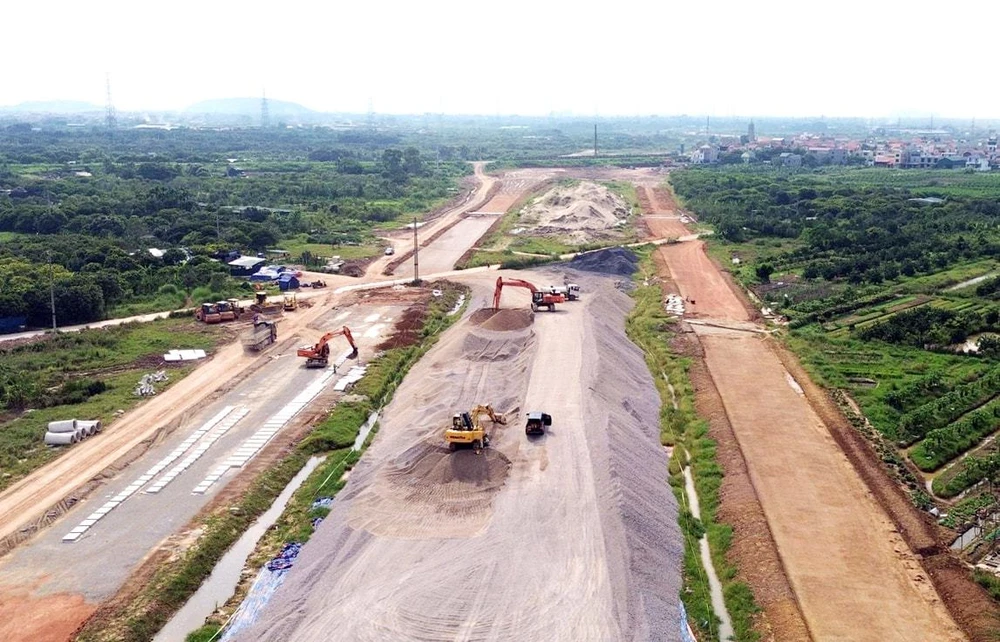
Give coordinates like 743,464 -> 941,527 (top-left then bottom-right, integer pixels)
217,299 -> 242,321
196,302 -> 222,323
297,326 -> 357,368
493,277 -> 565,313
198,299 -> 243,323
547,284 -> 581,301
242,319 -> 277,351
445,404 -> 507,451
525,411 -> 552,436
283,292 -> 298,311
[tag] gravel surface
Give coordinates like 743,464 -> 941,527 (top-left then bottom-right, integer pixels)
239,274 -> 682,641
570,248 -> 639,276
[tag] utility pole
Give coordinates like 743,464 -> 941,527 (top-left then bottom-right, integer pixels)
47,252 -> 57,331
412,217 -> 420,285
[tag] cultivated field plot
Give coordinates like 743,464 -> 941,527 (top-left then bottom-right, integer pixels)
239,275 -> 684,641
787,284 -> 1000,505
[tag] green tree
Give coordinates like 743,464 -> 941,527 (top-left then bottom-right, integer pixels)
381,149 -> 406,184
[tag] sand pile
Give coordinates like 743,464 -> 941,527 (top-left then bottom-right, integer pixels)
519,181 -> 630,244
462,325 -> 533,362
345,441 -> 511,538
386,442 -> 511,489
570,247 -> 639,275
469,308 -> 533,331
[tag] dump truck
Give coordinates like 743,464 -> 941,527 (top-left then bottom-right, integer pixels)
243,319 -> 277,351
446,404 -> 507,451
525,412 -> 552,436
547,284 -> 581,301
493,277 -> 564,313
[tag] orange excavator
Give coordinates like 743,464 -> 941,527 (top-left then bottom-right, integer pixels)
493,277 -> 564,312
297,326 -> 358,368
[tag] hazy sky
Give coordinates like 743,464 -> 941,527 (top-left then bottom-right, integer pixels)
3,0 -> 997,118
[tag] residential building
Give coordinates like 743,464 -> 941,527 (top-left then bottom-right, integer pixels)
778,152 -> 802,168
689,144 -> 719,164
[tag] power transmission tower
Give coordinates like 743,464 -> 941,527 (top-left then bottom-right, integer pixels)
261,89 -> 270,128
367,97 -> 375,131
105,73 -> 117,132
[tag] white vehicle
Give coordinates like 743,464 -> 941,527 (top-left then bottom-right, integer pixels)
384,246 -> 395,256
547,284 -> 581,301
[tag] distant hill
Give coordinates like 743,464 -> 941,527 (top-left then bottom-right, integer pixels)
184,97 -> 315,117
1,100 -> 102,113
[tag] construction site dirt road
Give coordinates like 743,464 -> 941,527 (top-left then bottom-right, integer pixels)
650,179 -> 967,641
239,271 -> 683,641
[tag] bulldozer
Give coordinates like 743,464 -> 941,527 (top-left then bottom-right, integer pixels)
283,292 -> 298,311
445,404 -> 507,451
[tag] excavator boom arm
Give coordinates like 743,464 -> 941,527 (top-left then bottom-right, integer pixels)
493,277 -> 540,310
297,326 -> 357,359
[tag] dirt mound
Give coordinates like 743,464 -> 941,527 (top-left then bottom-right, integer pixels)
469,308 -> 533,331
570,247 -> 639,275
387,442 -> 511,488
518,181 -> 630,245
376,305 -> 428,350
463,326 -> 533,362
347,441 -> 512,539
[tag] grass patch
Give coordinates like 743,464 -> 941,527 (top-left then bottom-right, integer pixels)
280,232 -> 381,262
185,624 -> 222,642
76,283 -> 469,642
626,248 -> 760,641
0,319 -> 220,491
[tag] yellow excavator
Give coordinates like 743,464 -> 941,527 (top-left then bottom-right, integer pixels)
445,404 -> 507,451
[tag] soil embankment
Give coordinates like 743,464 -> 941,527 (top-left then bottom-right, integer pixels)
239,276 -> 682,640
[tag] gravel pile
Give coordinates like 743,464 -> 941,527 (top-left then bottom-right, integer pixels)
469,308 -> 534,331
580,277 -> 682,638
570,247 -> 639,276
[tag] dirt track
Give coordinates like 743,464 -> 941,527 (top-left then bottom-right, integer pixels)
240,273 -> 683,641
649,183 -> 966,640
639,186 -> 690,239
